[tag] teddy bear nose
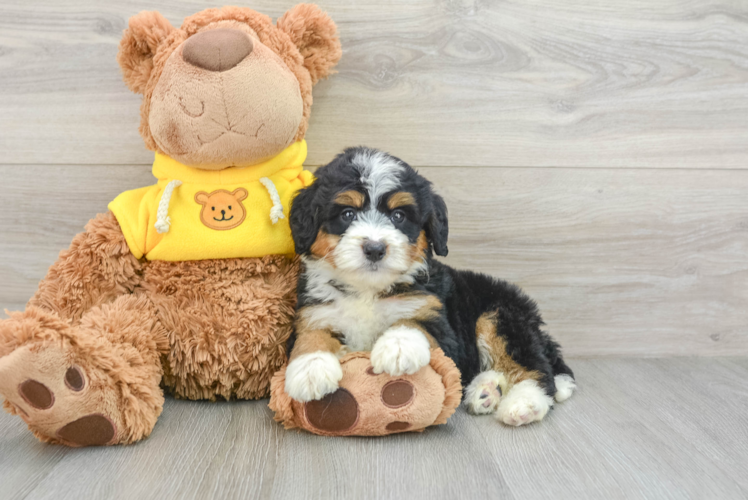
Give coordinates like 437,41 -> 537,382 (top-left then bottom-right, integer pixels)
182,29 -> 253,72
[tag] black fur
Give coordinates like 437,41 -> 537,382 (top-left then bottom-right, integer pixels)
288,147 -> 573,396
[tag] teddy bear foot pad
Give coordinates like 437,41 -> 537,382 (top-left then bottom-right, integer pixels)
269,348 -> 462,436
0,343 -> 121,446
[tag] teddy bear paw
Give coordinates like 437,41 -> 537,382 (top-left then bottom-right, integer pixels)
0,344 -> 119,446
271,348 -> 463,436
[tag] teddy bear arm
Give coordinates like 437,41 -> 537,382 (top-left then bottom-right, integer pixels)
28,211 -> 143,324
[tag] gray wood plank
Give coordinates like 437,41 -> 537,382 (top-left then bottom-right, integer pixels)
1,358 -> 747,499
1,1 -> 747,167
2,165 -> 746,356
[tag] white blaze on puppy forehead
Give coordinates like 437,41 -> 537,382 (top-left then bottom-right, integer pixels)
352,149 -> 404,204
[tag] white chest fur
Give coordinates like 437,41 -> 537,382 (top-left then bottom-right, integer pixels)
300,294 -> 429,352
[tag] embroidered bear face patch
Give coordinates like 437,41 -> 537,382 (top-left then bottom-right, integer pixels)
195,188 -> 248,230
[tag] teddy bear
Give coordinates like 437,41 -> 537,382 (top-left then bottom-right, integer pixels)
0,4 -> 464,445
0,4 -> 343,446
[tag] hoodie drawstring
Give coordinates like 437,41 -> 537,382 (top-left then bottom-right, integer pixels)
259,177 -> 285,224
154,180 -> 182,234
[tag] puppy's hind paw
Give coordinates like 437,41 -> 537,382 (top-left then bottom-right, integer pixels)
285,352 -> 343,403
464,370 -> 506,415
496,379 -> 553,427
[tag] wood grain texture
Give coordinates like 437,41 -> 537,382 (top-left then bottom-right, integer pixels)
1,0 -> 747,167
1,358 -> 747,499
2,165 -> 746,356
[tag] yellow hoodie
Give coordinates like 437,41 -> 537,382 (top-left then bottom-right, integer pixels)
109,141 -> 313,262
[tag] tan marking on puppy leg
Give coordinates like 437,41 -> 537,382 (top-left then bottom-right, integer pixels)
289,327 -> 343,362
379,294 -> 443,348
476,312 -> 541,384
310,230 -> 340,264
334,190 -> 365,208
387,191 -> 415,210
390,319 -> 439,348
379,293 -> 442,322
285,319 -> 344,402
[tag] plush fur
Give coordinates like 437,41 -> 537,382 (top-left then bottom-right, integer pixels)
268,348 -> 462,436
284,148 -> 576,427
0,5 -> 340,446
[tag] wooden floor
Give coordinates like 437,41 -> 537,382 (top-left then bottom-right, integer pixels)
1,358 -> 747,500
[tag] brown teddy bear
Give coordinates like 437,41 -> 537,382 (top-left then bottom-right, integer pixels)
0,4 -> 342,446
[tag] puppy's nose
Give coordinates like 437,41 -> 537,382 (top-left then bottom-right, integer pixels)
182,29 -> 253,72
221,209 -> 226,215
363,240 -> 387,263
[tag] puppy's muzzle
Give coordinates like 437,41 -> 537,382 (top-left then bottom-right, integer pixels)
362,240 -> 387,263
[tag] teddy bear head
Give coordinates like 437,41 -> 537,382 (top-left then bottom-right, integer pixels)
117,5 -> 341,170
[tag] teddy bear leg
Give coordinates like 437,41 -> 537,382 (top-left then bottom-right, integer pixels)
270,349 -> 463,436
0,295 -> 167,446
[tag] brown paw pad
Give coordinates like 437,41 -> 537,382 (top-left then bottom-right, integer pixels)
56,414 -> 116,447
18,380 -> 55,410
381,380 -> 414,408
64,367 -> 85,392
385,421 -> 411,432
305,388 -> 359,433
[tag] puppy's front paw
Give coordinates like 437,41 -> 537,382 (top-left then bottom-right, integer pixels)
371,326 -> 431,376
285,352 -> 343,403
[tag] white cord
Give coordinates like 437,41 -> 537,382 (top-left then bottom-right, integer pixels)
154,180 -> 182,234
259,177 -> 285,224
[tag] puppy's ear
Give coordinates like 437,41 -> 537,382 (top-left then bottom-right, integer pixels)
289,183 -> 321,255
117,11 -> 175,94
277,4 -> 342,84
426,192 -> 449,257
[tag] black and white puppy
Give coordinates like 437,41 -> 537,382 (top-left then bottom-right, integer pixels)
285,147 -> 576,426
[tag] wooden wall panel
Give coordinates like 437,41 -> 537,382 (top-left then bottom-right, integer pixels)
2,165 -> 745,356
0,0 -> 747,167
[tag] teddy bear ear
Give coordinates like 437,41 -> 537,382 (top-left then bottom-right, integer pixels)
117,11 -> 176,94
277,4 -> 342,85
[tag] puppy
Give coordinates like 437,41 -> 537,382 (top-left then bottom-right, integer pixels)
285,147 -> 576,426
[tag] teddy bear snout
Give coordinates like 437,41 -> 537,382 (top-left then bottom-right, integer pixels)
182,28 -> 253,72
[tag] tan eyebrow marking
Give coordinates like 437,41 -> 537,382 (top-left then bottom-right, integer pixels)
334,190 -> 365,208
387,191 -> 416,210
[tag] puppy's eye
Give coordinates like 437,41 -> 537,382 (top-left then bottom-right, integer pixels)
228,206 -> 232,210
211,207 -> 215,211
391,209 -> 406,224
341,208 -> 357,222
